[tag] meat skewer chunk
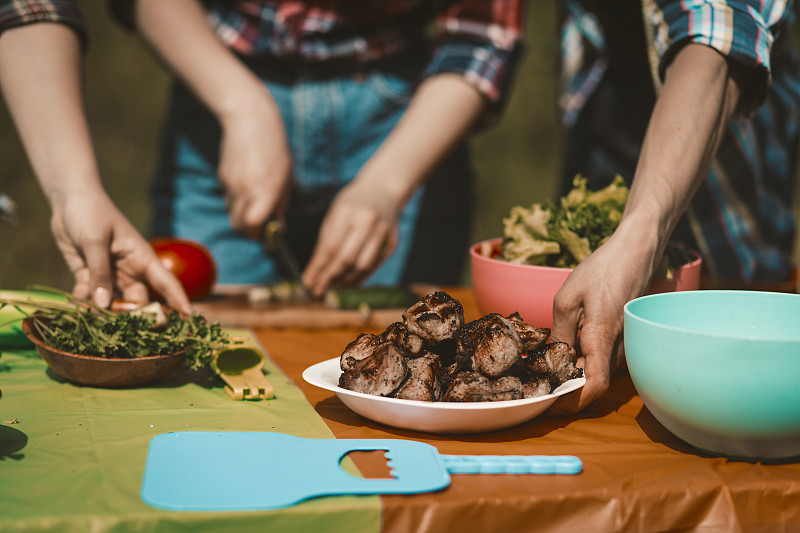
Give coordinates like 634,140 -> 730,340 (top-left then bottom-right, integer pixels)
491,376 -> 524,401
339,342 -> 408,397
457,313 -> 523,378
442,372 -> 524,402
442,371 -> 494,402
506,312 -> 549,352
340,333 -> 383,372
403,291 -> 464,346
524,342 -> 582,383
521,375 -> 552,398
393,353 -> 441,401
381,321 -> 425,357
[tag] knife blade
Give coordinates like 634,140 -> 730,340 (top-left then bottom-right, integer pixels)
261,219 -> 313,300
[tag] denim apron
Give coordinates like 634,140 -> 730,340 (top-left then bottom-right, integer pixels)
150,51 -> 474,287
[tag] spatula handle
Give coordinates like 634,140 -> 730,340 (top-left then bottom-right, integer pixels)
441,455 -> 582,475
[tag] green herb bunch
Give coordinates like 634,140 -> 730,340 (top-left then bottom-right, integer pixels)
1,288 -> 232,371
545,175 -> 627,266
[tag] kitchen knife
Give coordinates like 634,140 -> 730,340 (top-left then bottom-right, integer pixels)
261,219 -> 313,300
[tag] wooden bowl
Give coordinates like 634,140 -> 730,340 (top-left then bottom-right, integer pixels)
21,317 -> 185,388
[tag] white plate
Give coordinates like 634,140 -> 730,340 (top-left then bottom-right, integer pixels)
302,357 -> 586,434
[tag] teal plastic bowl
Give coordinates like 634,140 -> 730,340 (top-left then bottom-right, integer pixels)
624,290 -> 800,461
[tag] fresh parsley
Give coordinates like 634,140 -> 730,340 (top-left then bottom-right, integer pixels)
1,287 -> 233,371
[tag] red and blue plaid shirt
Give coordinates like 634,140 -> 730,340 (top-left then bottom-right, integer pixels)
2,0 -> 524,110
559,0 -> 800,281
0,0 -> 86,43
201,0 -> 525,108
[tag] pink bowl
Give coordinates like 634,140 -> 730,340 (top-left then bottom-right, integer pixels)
470,238 -> 702,329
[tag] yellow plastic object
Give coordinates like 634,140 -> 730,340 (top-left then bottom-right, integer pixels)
211,346 -> 274,401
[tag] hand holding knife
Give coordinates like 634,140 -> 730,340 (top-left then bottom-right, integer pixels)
259,219 -> 418,311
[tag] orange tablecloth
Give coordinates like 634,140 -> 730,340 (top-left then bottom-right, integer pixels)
253,287 -> 800,533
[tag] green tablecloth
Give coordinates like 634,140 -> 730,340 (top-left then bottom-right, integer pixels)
0,330 -> 381,533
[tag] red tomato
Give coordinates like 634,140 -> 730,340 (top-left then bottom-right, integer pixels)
150,237 -> 217,301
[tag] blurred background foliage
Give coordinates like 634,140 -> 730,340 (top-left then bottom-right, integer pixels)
0,4 -> 797,291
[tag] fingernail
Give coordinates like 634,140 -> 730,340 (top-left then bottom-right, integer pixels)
94,287 -> 111,308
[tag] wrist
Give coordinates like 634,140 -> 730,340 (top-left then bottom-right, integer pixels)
41,170 -> 106,209
612,209 -> 671,272
216,86 -> 285,136
355,157 -> 420,206
210,73 -> 274,122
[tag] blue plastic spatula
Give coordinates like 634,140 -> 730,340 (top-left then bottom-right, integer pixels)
140,432 -> 581,511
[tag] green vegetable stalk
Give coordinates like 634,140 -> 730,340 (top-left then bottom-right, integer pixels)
323,286 -> 419,310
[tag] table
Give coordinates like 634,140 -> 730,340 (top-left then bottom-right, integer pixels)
2,288 -> 799,532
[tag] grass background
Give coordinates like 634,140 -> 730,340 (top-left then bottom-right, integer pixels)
0,4 -> 796,291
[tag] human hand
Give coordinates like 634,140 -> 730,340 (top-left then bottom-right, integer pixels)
51,191 -> 191,314
545,45 -> 744,415
217,102 -> 292,239
548,227 -> 658,414
302,179 -> 403,296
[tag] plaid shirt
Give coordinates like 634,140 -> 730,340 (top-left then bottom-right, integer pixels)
0,0 -> 86,43
560,0 -> 800,281
201,0 -> 525,107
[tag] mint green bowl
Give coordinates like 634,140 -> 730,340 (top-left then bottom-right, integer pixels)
624,290 -> 800,461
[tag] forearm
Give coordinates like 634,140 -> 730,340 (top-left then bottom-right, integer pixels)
616,44 -> 742,264
356,73 -> 486,204
133,0 -> 274,124
0,24 -> 102,204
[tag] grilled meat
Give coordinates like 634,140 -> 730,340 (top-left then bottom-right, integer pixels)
506,312 -> 549,352
457,313 -> 523,378
394,353 -> 441,401
426,338 -> 458,368
339,342 -> 408,396
381,321 -> 425,357
491,376 -> 524,401
441,371 -> 493,402
438,353 -> 472,392
442,372 -> 523,402
524,342 -> 582,383
337,291 -> 580,403
340,333 -> 383,371
521,375 -> 552,398
403,291 -> 464,346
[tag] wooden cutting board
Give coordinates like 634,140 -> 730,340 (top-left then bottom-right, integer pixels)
192,293 -> 412,330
